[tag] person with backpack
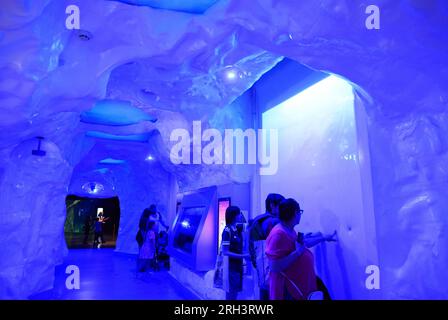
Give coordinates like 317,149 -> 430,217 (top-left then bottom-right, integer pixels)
249,193 -> 337,300
266,198 -> 316,300
249,193 -> 285,300
266,198 -> 337,300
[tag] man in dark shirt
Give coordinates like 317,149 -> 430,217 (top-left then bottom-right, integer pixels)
82,214 -> 92,245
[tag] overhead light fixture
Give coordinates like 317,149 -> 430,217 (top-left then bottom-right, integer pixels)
226,69 -> 237,80
221,65 -> 245,83
82,182 -> 104,195
99,158 -> 126,165
145,155 -> 154,161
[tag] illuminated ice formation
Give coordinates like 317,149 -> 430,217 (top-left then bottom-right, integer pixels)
0,0 -> 447,299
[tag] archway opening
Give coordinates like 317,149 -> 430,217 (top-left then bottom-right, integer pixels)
64,195 -> 121,249
255,59 -> 377,299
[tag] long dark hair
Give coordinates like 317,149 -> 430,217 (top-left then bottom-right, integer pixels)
225,206 -> 241,225
265,193 -> 285,213
279,198 -> 300,222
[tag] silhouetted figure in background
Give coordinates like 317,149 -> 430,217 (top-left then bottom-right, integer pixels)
137,208 -> 151,249
148,204 -> 169,233
83,215 -> 92,246
93,213 -> 108,248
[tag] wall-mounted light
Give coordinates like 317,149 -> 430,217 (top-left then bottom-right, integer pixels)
82,182 -> 104,195
32,136 -> 46,156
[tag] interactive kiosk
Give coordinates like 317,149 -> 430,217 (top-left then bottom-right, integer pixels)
169,186 -> 217,271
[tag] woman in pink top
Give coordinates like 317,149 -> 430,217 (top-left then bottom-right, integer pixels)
266,198 -> 320,300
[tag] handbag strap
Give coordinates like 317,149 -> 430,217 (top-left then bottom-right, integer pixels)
217,241 -> 223,256
280,271 -> 305,299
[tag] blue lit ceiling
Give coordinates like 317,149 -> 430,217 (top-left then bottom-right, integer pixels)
86,131 -> 151,142
110,0 -> 219,14
80,99 -> 157,126
99,158 -> 127,165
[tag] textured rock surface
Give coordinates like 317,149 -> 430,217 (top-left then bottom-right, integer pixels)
0,139 -> 71,298
0,0 -> 447,298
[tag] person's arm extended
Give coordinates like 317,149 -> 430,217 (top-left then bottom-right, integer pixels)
303,231 -> 337,248
270,243 -> 305,272
158,212 -> 169,229
222,245 -> 250,259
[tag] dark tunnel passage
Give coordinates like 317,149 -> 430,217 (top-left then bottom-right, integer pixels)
64,195 -> 121,249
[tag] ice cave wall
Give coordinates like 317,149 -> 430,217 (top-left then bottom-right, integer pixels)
225,0 -> 448,300
0,139 -> 71,298
0,0 -> 447,299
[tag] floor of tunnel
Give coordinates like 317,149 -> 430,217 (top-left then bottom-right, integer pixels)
29,249 -> 199,300
65,233 -> 117,249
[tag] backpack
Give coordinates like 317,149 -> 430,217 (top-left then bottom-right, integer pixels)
252,239 -> 269,289
249,214 -> 277,290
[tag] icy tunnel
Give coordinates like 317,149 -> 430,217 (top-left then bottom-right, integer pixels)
0,0 -> 447,300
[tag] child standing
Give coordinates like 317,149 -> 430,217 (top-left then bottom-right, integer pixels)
138,221 -> 156,272
221,206 -> 250,300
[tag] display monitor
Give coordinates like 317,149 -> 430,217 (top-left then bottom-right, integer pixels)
173,206 -> 205,253
169,186 -> 218,271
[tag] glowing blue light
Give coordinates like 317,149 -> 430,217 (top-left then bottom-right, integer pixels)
226,70 -> 237,80
94,168 -> 110,174
99,158 -> 126,165
221,65 -> 245,83
82,182 -> 104,195
263,75 -> 353,129
86,131 -> 151,142
81,99 -> 156,126
145,155 -> 154,161
110,0 -> 219,14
